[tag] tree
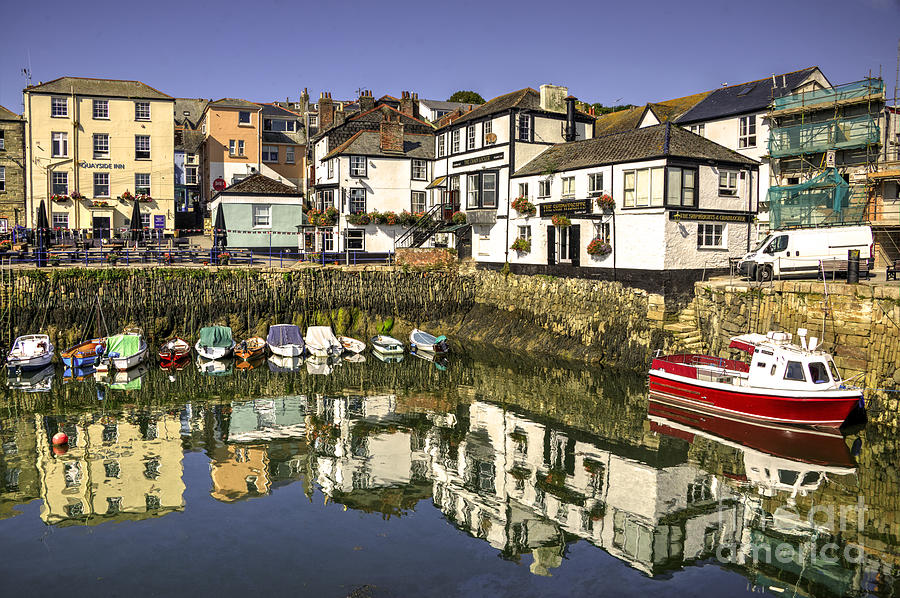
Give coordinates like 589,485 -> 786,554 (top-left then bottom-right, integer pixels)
448,91 -> 485,104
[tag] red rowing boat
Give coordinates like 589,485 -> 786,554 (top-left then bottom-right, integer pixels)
159,337 -> 191,367
648,330 -> 863,429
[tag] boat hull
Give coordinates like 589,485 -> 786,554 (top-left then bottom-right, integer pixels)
110,346 -> 148,371
371,336 -> 403,355
648,368 -> 862,428
269,344 -> 304,358
195,341 -> 235,361
7,353 -> 54,370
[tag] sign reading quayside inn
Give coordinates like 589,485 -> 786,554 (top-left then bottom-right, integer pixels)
79,161 -> 126,169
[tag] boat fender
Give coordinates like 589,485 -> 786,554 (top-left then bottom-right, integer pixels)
96,345 -> 104,356
109,352 -> 120,359
435,335 -> 447,343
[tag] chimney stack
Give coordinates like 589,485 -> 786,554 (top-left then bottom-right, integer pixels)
381,114 -> 405,153
400,91 -> 416,117
359,90 -> 375,113
319,92 -> 334,129
540,84 -> 568,113
564,96 -> 577,142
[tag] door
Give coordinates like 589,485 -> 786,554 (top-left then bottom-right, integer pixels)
570,224 -> 580,267
444,190 -> 460,221
92,216 -> 111,239
547,226 -> 556,265
456,226 -> 472,259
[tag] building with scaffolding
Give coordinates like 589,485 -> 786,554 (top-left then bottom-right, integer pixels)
765,77 -> 894,263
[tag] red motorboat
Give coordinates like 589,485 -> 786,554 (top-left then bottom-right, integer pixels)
648,330 -> 863,428
159,337 -> 191,367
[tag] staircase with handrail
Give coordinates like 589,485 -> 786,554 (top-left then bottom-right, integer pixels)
394,203 -> 453,249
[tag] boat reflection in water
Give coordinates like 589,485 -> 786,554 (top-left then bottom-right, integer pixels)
267,354 -> 304,373
306,355 -> 340,376
7,364 -> 55,393
197,358 -> 233,376
63,365 -> 96,383
96,362 -> 150,391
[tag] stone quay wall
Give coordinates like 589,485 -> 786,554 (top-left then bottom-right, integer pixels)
684,280 -> 900,426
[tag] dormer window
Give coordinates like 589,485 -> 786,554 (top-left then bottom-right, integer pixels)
264,119 -> 295,132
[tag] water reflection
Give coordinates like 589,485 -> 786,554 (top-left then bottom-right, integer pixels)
0,351 -> 897,596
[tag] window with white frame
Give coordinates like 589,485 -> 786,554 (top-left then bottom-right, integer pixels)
52,171 -> 68,195
317,188 -> 334,212
466,171 -> 497,209
718,170 -> 738,196
739,116 -> 756,148
697,223 -> 725,249
52,212 -> 69,229
229,140 -> 236,155
238,111 -> 251,125
322,230 -> 333,251
411,190 -> 426,213
51,97 -> 67,117
623,167 -> 664,207
594,221 -> 611,242
135,135 -> 150,159
518,113 -> 531,141
264,118 -> 294,132
0,166 -> 4,192
538,179 -> 550,198
141,213 -> 151,229
346,229 -> 364,250
451,129 -> 460,153
252,205 -> 271,227
237,140 -> 245,156
327,159 -> 334,179
467,125 -> 476,150
349,156 -> 366,177
308,114 -> 318,132
93,134 -> 109,159
437,134 -> 446,157
262,145 -> 279,162
412,159 -> 426,180
52,132 -> 68,157
94,172 -> 109,197
517,225 -> 531,242
185,166 -> 198,185
588,173 -> 603,195
518,182 -> 529,198
688,124 -> 705,137
135,102 -> 150,121
349,188 -> 366,214
93,99 -> 108,119
135,173 -> 151,196
285,147 -> 295,163
561,176 -> 575,198
0,130 -> 4,150
666,167 -> 697,207
483,120 -> 493,145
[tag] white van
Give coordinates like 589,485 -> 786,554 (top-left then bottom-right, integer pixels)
739,225 -> 873,281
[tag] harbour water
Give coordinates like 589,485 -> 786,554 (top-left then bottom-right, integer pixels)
0,348 -> 897,597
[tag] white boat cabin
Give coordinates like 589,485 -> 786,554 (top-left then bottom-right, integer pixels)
731,330 -> 845,391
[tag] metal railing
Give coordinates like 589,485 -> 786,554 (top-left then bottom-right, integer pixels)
394,203 -> 448,249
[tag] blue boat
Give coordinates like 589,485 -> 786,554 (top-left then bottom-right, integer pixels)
61,338 -> 104,367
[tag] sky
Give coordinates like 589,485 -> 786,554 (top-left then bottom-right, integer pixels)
1,0 -> 899,113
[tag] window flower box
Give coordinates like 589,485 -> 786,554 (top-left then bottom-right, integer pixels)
307,206 -> 338,226
587,237 -> 612,257
136,194 -> 153,203
70,191 -> 86,200
511,196 -> 536,217
510,237 -> 531,253
50,194 -> 70,203
551,214 -> 571,228
118,190 -> 134,201
346,212 -> 371,226
91,200 -> 110,208
451,211 -> 467,225
596,194 -> 615,211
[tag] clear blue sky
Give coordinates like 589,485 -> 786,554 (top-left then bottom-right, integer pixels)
1,0 -> 898,114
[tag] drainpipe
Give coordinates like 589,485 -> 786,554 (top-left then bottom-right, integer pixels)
612,168 -> 617,282
72,85 -> 79,230
26,91 -> 33,228
504,108 -> 515,264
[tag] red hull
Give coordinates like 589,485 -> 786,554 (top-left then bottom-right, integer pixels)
159,338 -> 191,368
648,397 -> 855,469
649,364 -> 861,428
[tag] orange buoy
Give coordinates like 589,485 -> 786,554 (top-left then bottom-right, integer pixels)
52,432 -> 68,445
52,445 -> 68,456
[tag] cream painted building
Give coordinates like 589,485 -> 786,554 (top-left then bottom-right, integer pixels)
24,77 -> 175,236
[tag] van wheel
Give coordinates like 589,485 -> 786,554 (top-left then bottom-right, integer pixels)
757,265 -> 773,282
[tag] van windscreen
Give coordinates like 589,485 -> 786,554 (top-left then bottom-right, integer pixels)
753,234 -> 772,252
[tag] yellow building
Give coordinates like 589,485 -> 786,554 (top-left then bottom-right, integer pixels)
35,413 -> 185,526
24,77 -> 175,236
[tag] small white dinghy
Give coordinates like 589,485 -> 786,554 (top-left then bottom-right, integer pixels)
371,335 -> 404,355
196,326 -> 235,360
6,334 -> 54,370
337,336 -> 366,354
267,324 -> 305,357
410,329 -> 449,354
305,326 -> 342,358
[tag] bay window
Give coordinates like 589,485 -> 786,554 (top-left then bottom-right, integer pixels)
666,166 -> 697,207
466,171 -> 497,209
623,167 -> 664,207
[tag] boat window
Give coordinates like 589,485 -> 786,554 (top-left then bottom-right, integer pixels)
808,362 -> 830,384
756,361 -> 767,368
770,364 -> 777,376
784,361 -> 806,381
778,470 -> 799,485
828,360 -> 842,383
801,471 -> 820,486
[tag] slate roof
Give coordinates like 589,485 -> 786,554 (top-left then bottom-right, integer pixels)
677,67 -> 821,123
513,123 -> 758,177
322,131 -> 435,161
174,98 -> 208,129
216,173 -> 301,196
437,88 -> 539,129
25,77 -> 172,100
177,130 -> 204,153
419,99 -> 479,112
0,105 -> 22,120
209,98 -> 261,109
593,91 -> 711,136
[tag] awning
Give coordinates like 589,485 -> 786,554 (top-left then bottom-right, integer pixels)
440,223 -> 469,233
426,176 -> 447,189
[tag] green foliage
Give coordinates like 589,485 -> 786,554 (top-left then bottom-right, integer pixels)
500,262 -> 510,277
448,91 -> 485,104
590,103 -> 636,115
377,318 -> 394,334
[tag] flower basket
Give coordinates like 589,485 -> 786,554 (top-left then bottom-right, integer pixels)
451,211 -> 467,225
0,241 -> 11,252
136,194 -> 153,203
375,211 -> 398,226
119,191 -> 134,201
70,191 -> 86,200
399,210 -> 418,226
511,196 -> 536,217
50,194 -> 70,203
551,214 -> 571,228
164,252 -> 173,264
91,200 -> 110,208
347,212 -> 371,226
586,237 -> 612,256
510,237 -> 531,253
596,194 -> 615,211
218,252 -> 230,266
